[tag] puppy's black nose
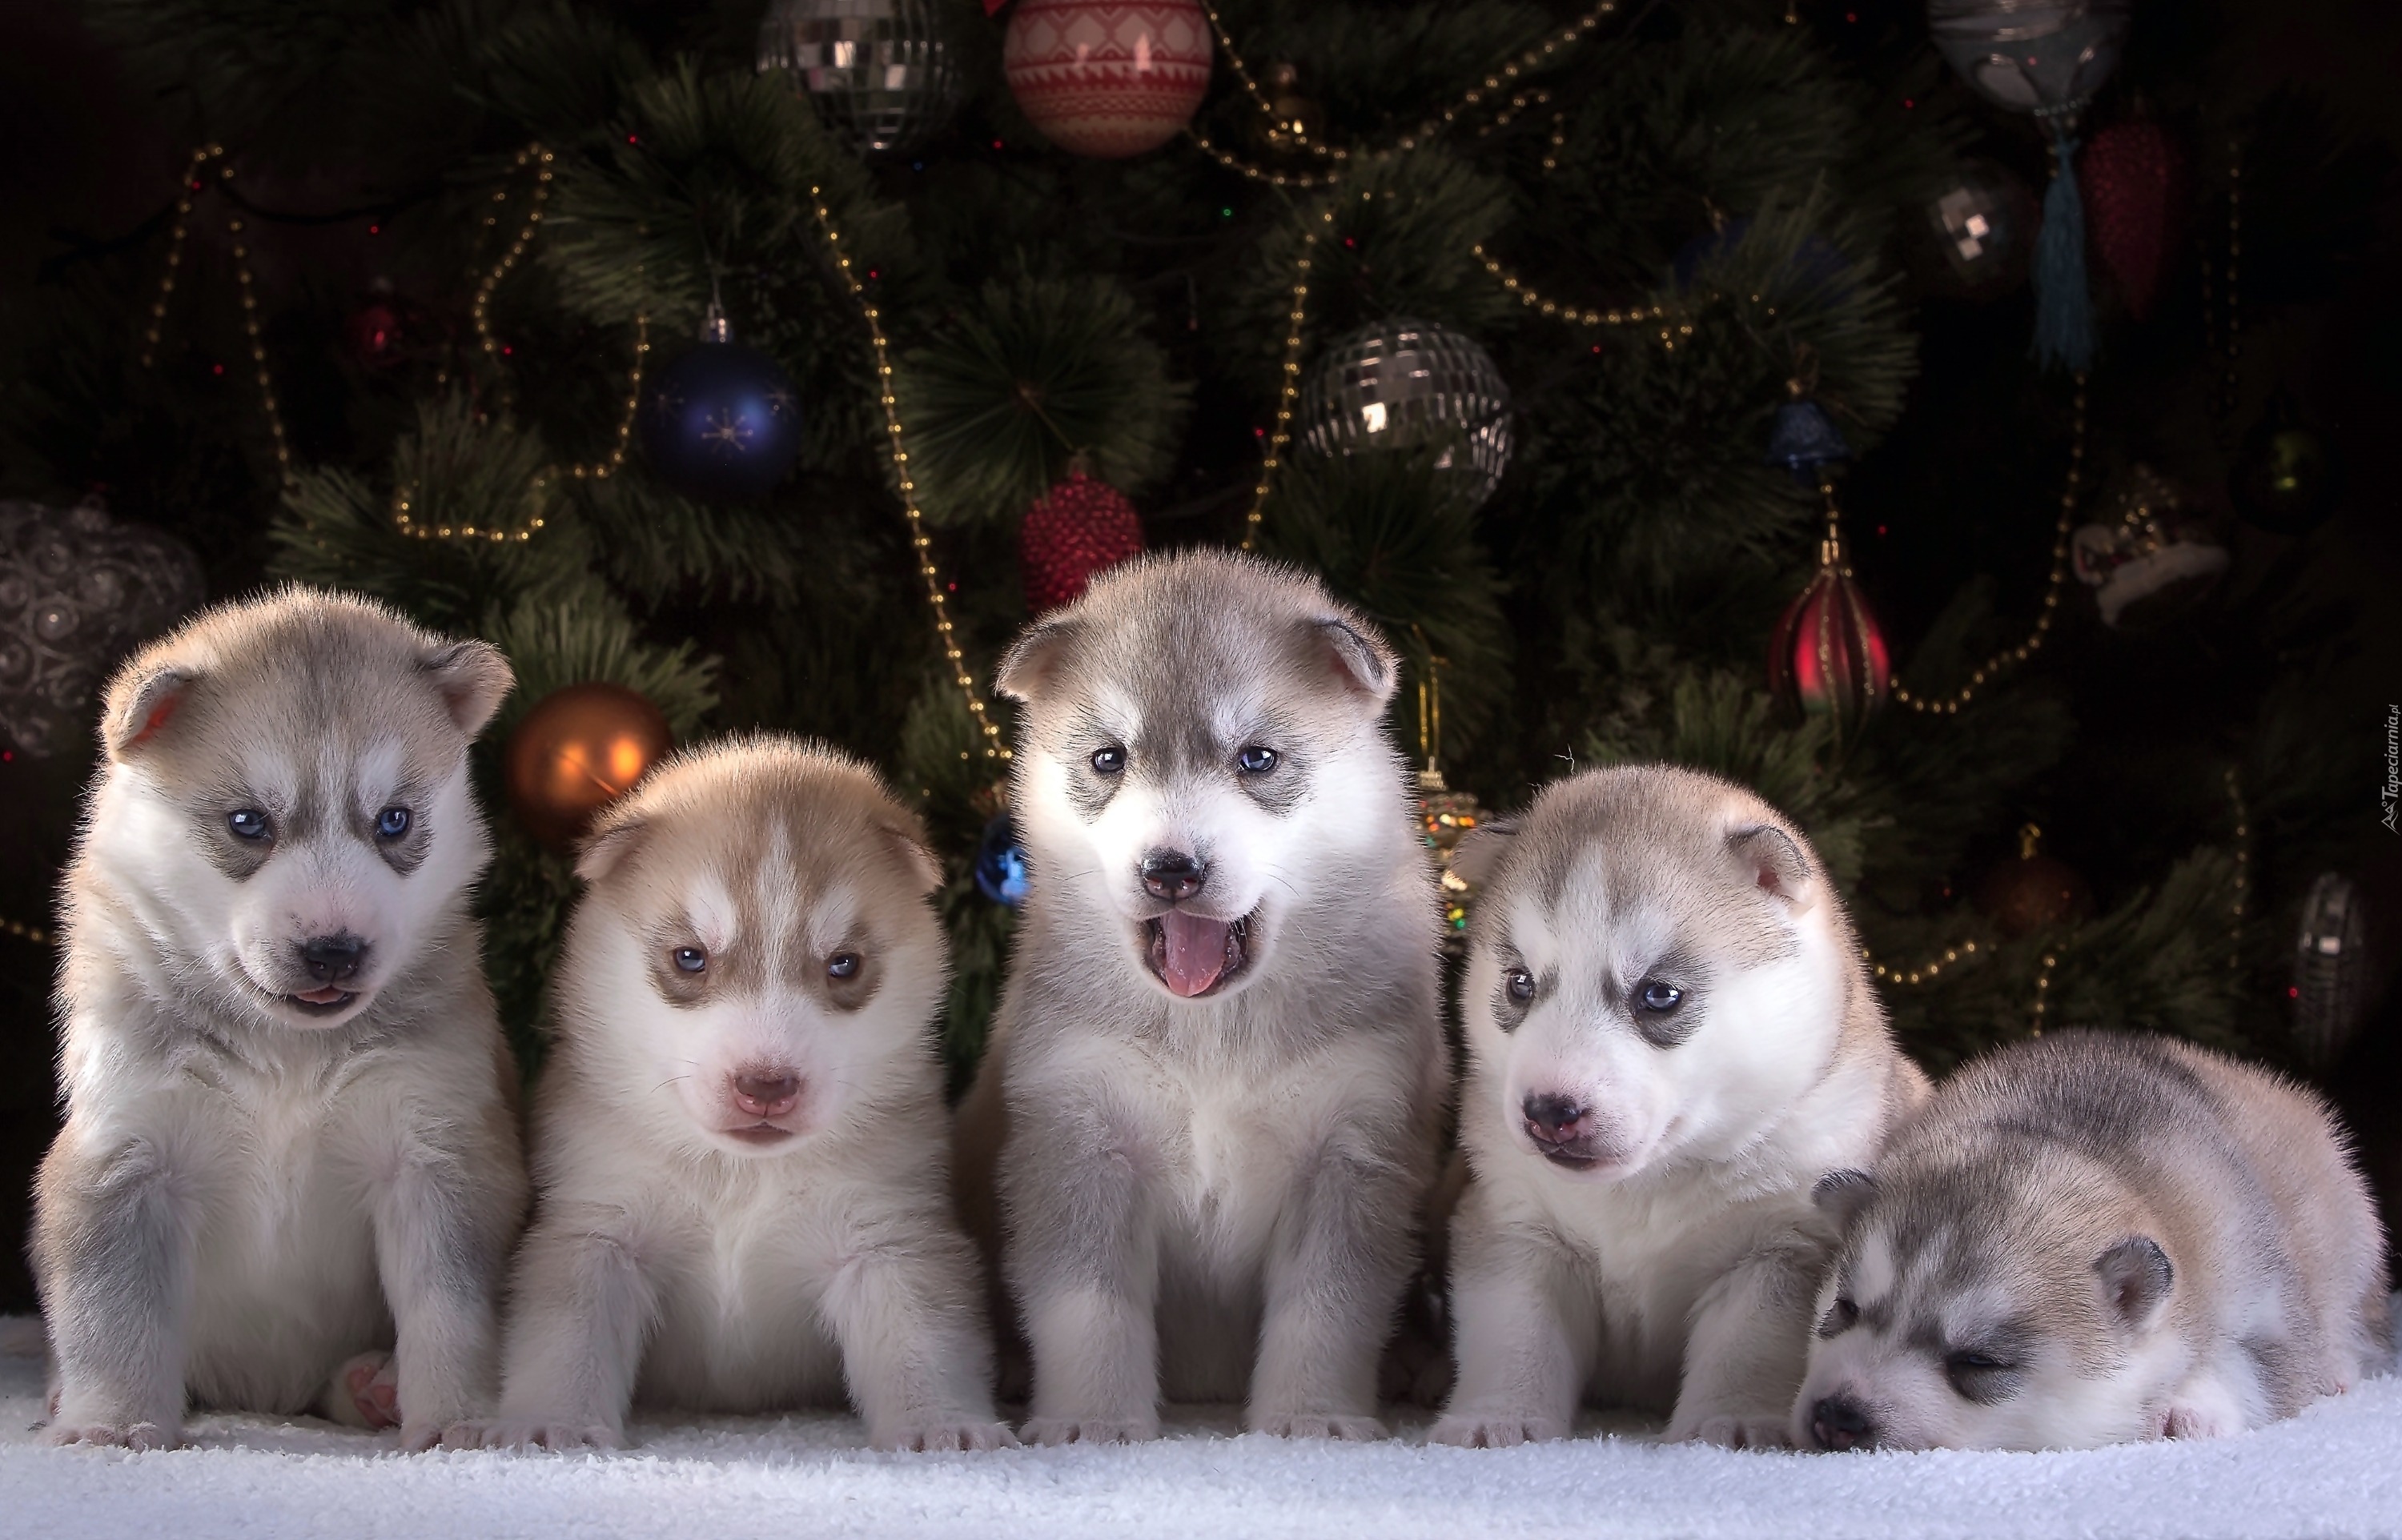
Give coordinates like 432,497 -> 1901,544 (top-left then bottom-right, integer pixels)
1521,1093 -> 1585,1143
1811,1394 -> 1876,1451
1141,851 -> 1207,902
298,934 -> 368,983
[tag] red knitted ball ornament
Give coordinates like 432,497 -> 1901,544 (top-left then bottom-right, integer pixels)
2080,121 -> 2188,323
1021,471 -> 1144,612
1002,0 -> 1212,158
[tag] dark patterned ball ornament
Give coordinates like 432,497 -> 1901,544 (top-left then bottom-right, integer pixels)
2292,872 -> 2372,1072
1926,0 -> 2131,114
1768,523 -> 1890,742
974,812 -> 1031,907
757,0 -> 960,154
504,681 -> 674,850
1974,824 -> 2093,938
1021,465 -> 1145,613
1921,161 -> 2038,295
0,498 -> 204,757
2229,392 -> 2346,535
637,311 -> 802,504
2080,120 -> 2187,323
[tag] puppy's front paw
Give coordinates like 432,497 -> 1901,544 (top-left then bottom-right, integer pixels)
46,1420 -> 172,1451
1428,1414 -> 1565,1449
1248,1410 -> 1387,1441
467,1418 -> 625,1451
2160,1403 -> 2239,1441
1673,1410 -> 1793,1450
329,1350 -> 401,1432
1019,1415 -> 1159,1447
874,1418 -> 1022,1452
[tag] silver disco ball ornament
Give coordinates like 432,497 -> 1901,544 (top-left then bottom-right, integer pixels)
1298,319 -> 1512,507
757,0 -> 959,154
0,498 -> 204,756
2292,873 -> 2373,1073
1926,0 -> 2132,117
1924,161 -> 2038,292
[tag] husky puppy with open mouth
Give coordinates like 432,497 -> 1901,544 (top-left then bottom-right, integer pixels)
34,588 -> 526,1450
956,550 -> 1445,1444
1431,764 -> 1926,1450
1793,1029 -> 2391,1452
472,738 -> 1012,1452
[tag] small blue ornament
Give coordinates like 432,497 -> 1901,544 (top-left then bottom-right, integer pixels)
1765,399 -> 1851,483
637,311 -> 802,503
974,812 -> 1030,907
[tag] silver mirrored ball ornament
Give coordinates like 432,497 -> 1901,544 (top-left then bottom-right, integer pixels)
758,0 -> 959,154
1298,319 -> 1512,507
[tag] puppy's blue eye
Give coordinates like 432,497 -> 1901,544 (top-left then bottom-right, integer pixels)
227,809 -> 269,840
827,952 -> 860,979
1090,746 -> 1127,776
1639,980 -> 1683,1012
1506,969 -> 1536,1002
672,946 -> 706,973
376,808 -> 411,838
1236,744 -> 1278,774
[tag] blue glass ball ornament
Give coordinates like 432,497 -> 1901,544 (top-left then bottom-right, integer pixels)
1765,399 -> 1852,483
637,339 -> 803,503
974,812 -> 1030,907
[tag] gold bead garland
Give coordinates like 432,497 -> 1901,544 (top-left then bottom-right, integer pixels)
1192,0 -> 1617,177
1237,205 -> 1332,554
2029,950 -> 2057,1034
1862,937 -> 1985,986
1472,243 -> 1668,330
393,145 -> 650,543
141,145 -> 297,490
2,914 -> 55,946
808,188 -> 1007,764
1890,371 -> 2087,715
2225,764 -> 2248,973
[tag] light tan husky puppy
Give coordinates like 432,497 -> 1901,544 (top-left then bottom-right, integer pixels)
473,737 -> 1011,1451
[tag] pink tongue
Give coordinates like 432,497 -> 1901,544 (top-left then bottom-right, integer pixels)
295,986 -> 348,1005
1158,910 -> 1231,998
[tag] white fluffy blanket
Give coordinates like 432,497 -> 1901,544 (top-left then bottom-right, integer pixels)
5,1317 -> 2398,1539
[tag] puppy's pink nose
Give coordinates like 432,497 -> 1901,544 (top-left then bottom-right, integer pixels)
732,1070 -> 801,1118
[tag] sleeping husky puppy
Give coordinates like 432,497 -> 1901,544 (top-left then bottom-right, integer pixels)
1431,765 -> 1926,1449
35,588 -> 525,1449
472,738 -> 1012,1452
1793,1029 -> 2392,1451
955,550 -> 1446,1444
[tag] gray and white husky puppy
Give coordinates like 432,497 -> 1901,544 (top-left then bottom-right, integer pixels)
1432,764 -> 1927,1450
955,549 -> 1446,1444
35,588 -> 526,1449
1793,1029 -> 2392,1451
472,737 -> 1013,1452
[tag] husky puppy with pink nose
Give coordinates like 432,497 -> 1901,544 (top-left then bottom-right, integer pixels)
1432,764 -> 1926,1449
472,738 -> 1010,1452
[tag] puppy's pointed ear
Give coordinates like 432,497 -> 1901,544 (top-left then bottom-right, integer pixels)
994,617 -> 1083,705
102,662 -> 198,760
1729,824 -> 1818,913
1307,616 -> 1398,706
1811,1169 -> 1879,1235
880,822 -> 946,896
575,816 -> 648,884
2095,1236 -> 2174,1331
1447,818 -> 1519,887
420,639 -> 514,739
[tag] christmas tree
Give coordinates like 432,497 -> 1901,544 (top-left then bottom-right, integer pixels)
0,0 -> 2395,1315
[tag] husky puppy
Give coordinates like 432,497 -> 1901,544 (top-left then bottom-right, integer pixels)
1430,764 -> 1926,1450
472,738 -> 1012,1452
955,550 -> 1445,1444
1793,1029 -> 2392,1451
34,588 -> 525,1450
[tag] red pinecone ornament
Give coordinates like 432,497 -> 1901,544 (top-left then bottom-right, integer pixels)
1769,527 -> 1890,740
1020,469 -> 1144,612
2080,121 -> 2188,323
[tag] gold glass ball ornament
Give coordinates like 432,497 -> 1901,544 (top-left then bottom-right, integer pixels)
504,681 -> 675,850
